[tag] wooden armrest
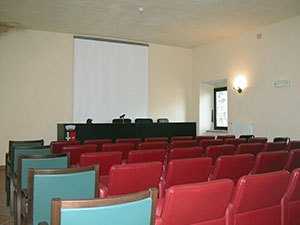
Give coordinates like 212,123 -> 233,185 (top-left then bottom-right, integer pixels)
38,222 -> 49,225
22,189 -> 28,198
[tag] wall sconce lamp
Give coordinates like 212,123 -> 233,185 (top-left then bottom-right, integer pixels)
233,75 -> 247,94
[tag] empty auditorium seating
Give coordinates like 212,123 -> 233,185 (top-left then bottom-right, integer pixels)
99,162 -> 162,198
195,135 -> 215,145
205,144 -> 235,164
50,140 -> 80,154
159,158 -> 212,198
217,135 -> 235,142
62,144 -> 97,166
286,140 -> 300,151
226,171 -> 290,225
83,139 -> 112,152
167,147 -> 203,163
156,179 -> 234,225
115,138 -> 141,149
263,142 -> 287,152
251,151 -> 289,174
235,143 -> 264,156
224,138 -> 247,149
169,140 -> 197,149
282,169 -> 300,225
248,137 -> 268,144
210,154 -> 254,184
284,149 -> 300,172
144,137 -> 169,142
127,149 -> 166,164
102,143 -> 135,160
138,142 -> 168,151
199,139 -> 224,151
51,188 -> 157,225
170,136 -> 193,142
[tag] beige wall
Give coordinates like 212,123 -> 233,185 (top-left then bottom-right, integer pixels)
0,30 -> 193,165
192,15 -> 300,140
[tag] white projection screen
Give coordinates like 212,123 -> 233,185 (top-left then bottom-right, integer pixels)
73,37 -> 149,123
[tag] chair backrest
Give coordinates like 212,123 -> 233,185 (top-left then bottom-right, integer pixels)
50,140 -> 80,154
102,143 -> 135,160
108,162 -> 162,196
158,180 -> 233,225
235,143 -> 264,156
112,118 -> 131,124
127,149 -> 166,164
165,158 -> 212,189
157,118 -> 169,123
9,139 -> 44,156
224,138 -> 247,149
248,137 -> 268,144
27,165 -> 99,225
199,139 -> 224,152
273,137 -> 290,143
167,147 -> 203,163
144,137 -> 169,143
205,144 -> 235,164
239,135 -> 255,141
282,169 -> 300,225
51,188 -> 158,225
170,136 -> 193,142
135,118 -> 153,124
195,136 -> 215,145
62,144 -> 97,165
226,171 -> 290,225
284,149 -> 300,172
17,153 -> 70,191
138,142 -> 168,151
216,135 -> 235,142
263,142 -> 287,152
286,141 -> 300,151
79,152 -> 123,176
169,140 -> 197,149
211,154 -> 254,184
83,139 -> 112,152
12,145 -> 52,174
251,151 -> 289,174
115,138 -> 141,149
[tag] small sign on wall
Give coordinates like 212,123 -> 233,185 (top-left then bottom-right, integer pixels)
274,79 -> 291,88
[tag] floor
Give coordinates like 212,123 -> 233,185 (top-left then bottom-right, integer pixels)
0,168 -> 13,225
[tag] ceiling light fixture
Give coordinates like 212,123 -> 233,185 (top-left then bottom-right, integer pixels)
138,7 -> 144,13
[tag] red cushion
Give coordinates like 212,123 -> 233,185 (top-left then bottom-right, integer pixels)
169,140 -> 197,149
84,139 -> 112,152
138,142 -> 169,151
115,138 -> 141,149
285,149 -> 300,172
102,143 -> 134,160
263,142 -> 287,152
62,144 -> 97,165
236,143 -> 263,156
50,140 -> 80,154
205,144 -> 235,164
127,149 -> 166,164
167,147 -> 203,164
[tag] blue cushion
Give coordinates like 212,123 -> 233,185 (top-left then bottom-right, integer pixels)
21,156 -> 68,190
60,198 -> 152,225
33,170 -> 95,225
12,142 -> 43,147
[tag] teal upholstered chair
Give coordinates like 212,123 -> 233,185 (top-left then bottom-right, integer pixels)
10,144 -> 49,215
50,188 -> 157,225
14,153 -> 70,225
6,139 -> 44,208
25,165 -> 99,225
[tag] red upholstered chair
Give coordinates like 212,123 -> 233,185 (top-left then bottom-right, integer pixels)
83,139 -> 112,152
199,139 -> 224,152
115,138 -> 141,149
226,171 -> 290,225
235,143 -> 264,156
138,142 -> 168,151
282,169 -> 300,225
248,137 -> 268,144
79,151 -> 122,185
263,142 -> 287,152
195,135 -> 215,145
127,149 -> 166,164
170,136 -> 193,142
159,158 -> 212,198
210,154 -> 254,184
102,143 -> 135,160
224,138 -> 247,149
144,137 -> 169,143
286,140 -> 300,151
167,147 -> 203,164
169,140 -> 197,149
251,151 -> 289,174
205,144 -> 235,164
50,140 -> 80,154
217,135 -> 235,142
98,162 -> 162,198
156,179 -> 234,225
284,149 -> 300,172
62,144 -> 97,166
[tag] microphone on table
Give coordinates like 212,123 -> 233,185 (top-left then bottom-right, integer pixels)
120,114 -> 125,119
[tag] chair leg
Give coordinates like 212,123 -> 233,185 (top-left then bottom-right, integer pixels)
14,190 -> 21,225
6,177 -> 10,206
10,179 -> 14,216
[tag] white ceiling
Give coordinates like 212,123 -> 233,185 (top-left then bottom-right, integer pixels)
1,0 -> 300,48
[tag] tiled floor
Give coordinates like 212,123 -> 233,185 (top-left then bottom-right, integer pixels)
0,168 -> 13,225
